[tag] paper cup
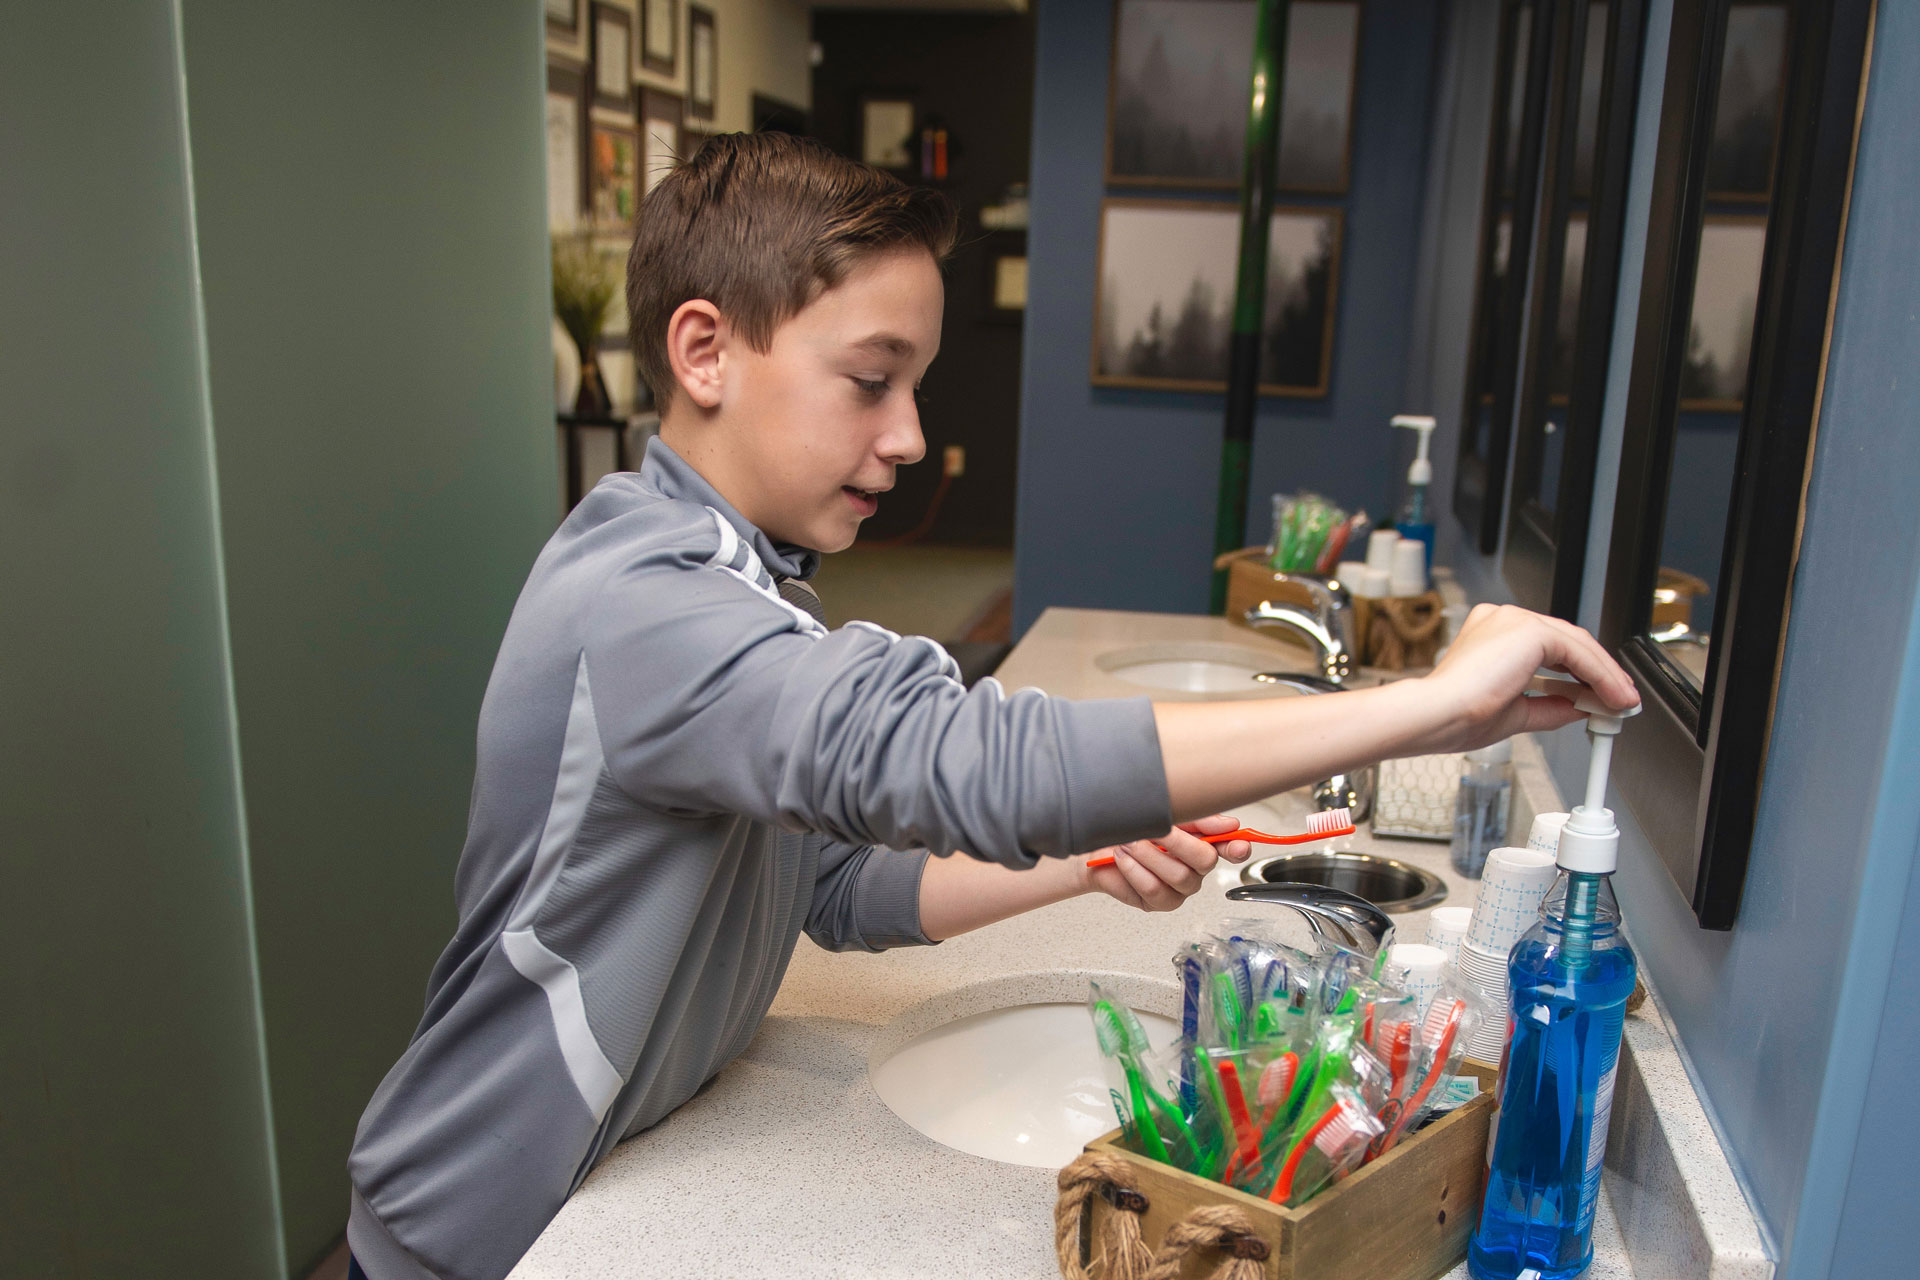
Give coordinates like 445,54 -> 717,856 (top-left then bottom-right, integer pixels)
1423,906 -> 1472,969
1467,846 -> 1558,952
1527,812 -> 1571,854
1387,942 -> 1448,1018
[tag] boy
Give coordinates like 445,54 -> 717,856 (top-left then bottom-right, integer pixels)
346,134 -> 1635,1280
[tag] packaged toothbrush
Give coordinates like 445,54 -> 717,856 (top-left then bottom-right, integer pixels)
1267,1084 -> 1385,1207
1087,984 -> 1211,1172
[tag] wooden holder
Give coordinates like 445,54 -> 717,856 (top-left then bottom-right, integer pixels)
1072,1061 -> 1496,1280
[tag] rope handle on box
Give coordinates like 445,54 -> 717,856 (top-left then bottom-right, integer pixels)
1145,1204 -> 1271,1280
1055,1152 -> 1154,1280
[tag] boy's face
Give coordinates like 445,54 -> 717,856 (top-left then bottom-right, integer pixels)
681,248 -> 943,553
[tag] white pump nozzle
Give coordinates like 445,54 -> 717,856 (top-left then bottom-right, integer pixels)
1520,669 -> 1639,874
1392,415 -> 1438,487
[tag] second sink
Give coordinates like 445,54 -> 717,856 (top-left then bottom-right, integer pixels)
1095,641 -> 1313,696
1241,851 -> 1447,913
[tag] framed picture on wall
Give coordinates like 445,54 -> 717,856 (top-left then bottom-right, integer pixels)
642,0 -> 677,76
1705,2 -> 1788,200
547,0 -> 581,37
546,65 -> 587,232
639,88 -> 684,197
1090,198 -> 1342,396
589,122 -> 640,223
1106,0 -> 1361,192
861,96 -> 915,169
591,4 -> 633,112
1677,214 -> 1768,410
688,6 -> 717,121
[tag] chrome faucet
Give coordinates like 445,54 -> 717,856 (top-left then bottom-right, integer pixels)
1243,574 -> 1374,822
1243,574 -> 1358,686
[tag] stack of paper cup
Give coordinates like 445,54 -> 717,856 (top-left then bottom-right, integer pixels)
1527,811 -> 1571,855
1386,942 -> 1449,1019
1422,905 -> 1473,970
1468,846 -> 1560,953
1455,847 -> 1561,1063
1454,939 -> 1513,1064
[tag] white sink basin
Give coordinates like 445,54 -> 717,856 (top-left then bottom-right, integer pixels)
869,1002 -> 1179,1168
1095,641 -> 1309,695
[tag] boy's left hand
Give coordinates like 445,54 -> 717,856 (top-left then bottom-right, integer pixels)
1083,814 -> 1253,912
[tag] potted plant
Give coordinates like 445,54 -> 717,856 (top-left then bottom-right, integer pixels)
552,231 -> 621,418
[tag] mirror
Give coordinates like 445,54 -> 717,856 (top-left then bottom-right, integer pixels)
1453,0 -> 1548,556
1502,0 -> 1647,617
1600,0 -> 1868,928
1646,3 -> 1787,690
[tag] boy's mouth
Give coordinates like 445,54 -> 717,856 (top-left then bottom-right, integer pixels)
843,486 -> 881,517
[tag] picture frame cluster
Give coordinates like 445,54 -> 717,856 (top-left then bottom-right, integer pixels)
1092,0 -> 1362,396
544,0 -> 719,240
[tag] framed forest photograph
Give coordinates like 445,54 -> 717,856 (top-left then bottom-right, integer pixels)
1106,0 -> 1361,192
1705,2 -> 1788,200
1091,198 -> 1341,395
1677,214 -> 1768,410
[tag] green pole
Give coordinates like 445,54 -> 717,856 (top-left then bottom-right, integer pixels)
1210,0 -> 1291,613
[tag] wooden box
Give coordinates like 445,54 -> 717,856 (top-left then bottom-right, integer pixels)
1079,1061 -> 1496,1280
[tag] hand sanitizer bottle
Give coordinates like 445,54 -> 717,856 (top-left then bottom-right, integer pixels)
1468,712 -> 1637,1280
1391,415 -> 1438,578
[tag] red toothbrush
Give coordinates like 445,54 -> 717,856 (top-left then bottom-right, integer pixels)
1086,808 -> 1353,869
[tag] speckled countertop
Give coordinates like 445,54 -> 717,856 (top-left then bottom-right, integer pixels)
510,609 -> 1664,1279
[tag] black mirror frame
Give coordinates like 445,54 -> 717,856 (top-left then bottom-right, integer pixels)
1503,0 -> 1649,619
1598,0 -> 1871,929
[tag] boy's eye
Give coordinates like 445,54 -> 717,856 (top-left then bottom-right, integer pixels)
852,377 -> 889,398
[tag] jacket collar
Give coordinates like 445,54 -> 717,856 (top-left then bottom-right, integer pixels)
639,437 -> 821,582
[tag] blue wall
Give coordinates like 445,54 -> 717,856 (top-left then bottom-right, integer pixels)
1427,1 -> 1920,1272
1014,0 -> 1440,634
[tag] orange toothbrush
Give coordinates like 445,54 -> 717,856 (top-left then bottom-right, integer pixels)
1215,1060 -> 1264,1181
1087,808 -> 1353,869
1268,1097 -> 1366,1203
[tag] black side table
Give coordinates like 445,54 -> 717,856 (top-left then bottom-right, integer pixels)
556,412 -> 630,508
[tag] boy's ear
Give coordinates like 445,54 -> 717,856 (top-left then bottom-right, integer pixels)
665,299 -> 727,411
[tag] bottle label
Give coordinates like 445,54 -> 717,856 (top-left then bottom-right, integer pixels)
1578,1058 -> 1619,1231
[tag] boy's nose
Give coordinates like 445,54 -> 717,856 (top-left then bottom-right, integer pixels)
882,405 -> 926,465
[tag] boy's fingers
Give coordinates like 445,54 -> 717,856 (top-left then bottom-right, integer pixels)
1178,813 -> 1241,837
1113,844 -> 1193,909
1156,826 -> 1221,877
1535,613 -> 1638,710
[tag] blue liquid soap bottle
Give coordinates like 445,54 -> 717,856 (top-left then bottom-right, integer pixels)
1392,414 -> 1438,577
1469,704 -> 1639,1280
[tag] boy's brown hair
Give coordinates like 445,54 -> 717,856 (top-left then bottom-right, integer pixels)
627,132 -> 959,408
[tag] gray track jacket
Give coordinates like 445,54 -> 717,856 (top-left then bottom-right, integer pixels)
345,440 -> 1171,1279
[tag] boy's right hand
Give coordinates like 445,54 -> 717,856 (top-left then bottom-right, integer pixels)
1419,603 -> 1639,753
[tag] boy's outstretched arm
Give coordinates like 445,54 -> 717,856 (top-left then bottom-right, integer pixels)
917,817 -> 1254,941
1155,604 -> 1638,820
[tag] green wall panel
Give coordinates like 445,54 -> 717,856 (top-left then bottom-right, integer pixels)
175,1 -> 559,1271
1,3 -> 283,1276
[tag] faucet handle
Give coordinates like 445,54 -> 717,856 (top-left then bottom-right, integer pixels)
1270,571 -> 1351,622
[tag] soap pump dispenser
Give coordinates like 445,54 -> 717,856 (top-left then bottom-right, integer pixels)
1391,414 -> 1438,577
1468,706 -> 1639,1280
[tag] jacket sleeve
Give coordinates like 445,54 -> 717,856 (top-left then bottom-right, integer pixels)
804,840 -> 935,952
582,540 -> 1172,867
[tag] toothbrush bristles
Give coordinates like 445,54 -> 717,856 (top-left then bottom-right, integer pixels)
1304,807 -> 1354,835
1314,1101 -> 1364,1154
